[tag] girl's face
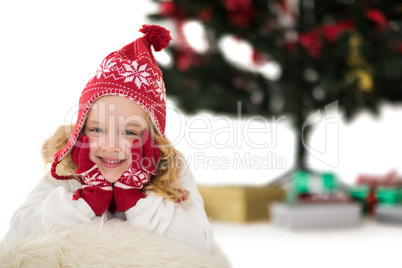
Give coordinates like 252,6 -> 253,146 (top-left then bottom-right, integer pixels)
83,95 -> 148,183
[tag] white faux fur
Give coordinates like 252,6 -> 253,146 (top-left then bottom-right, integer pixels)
0,219 -> 231,268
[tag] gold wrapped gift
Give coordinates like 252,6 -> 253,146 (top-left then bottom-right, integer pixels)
198,185 -> 285,222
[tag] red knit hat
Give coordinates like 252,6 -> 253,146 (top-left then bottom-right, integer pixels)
51,24 -> 171,180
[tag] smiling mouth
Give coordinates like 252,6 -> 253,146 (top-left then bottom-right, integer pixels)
98,157 -> 126,166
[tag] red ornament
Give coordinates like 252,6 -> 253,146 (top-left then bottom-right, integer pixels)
175,47 -> 206,71
252,50 -> 267,65
321,20 -> 355,42
298,31 -> 323,59
365,9 -> 390,29
287,9 -> 389,58
298,19 -> 355,58
175,49 -> 196,71
160,1 -> 187,21
198,4 -> 215,22
222,0 -> 256,28
160,1 -> 176,17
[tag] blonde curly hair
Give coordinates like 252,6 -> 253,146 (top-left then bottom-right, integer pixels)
42,121 -> 188,203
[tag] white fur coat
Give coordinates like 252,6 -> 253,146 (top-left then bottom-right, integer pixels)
0,219 -> 230,268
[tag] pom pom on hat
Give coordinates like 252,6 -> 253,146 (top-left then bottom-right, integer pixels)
139,24 -> 172,52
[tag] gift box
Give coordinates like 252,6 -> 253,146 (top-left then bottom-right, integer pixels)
270,202 -> 362,229
285,170 -> 350,204
198,185 -> 285,222
291,171 -> 338,194
349,171 -> 402,216
367,187 -> 402,223
348,186 -> 376,215
375,205 -> 402,224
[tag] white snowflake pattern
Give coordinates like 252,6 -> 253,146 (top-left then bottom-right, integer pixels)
87,173 -> 103,185
95,58 -> 117,79
120,61 -> 150,88
79,168 -> 111,190
155,77 -> 167,102
120,168 -> 150,188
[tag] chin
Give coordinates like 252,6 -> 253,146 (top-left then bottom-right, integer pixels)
100,171 -> 125,183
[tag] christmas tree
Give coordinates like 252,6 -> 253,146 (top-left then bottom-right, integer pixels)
149,0 -> 402,170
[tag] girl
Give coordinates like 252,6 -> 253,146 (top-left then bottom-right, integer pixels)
6,24 -> 213,253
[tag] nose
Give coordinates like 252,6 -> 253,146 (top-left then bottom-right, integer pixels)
99,133 -> 120,152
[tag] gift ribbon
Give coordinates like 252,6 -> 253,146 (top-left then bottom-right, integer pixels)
348,186 -> 402,216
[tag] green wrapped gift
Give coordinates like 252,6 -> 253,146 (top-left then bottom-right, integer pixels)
376,187 -> 402,207
348,186 -> 402,206
291,170 -> 338,194
348,186 -> 402,216
348,186 -> 370,201
285,171 -> 340,204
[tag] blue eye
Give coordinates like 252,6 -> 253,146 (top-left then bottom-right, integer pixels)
91,128 -> 104,133
123,131 -> 137,136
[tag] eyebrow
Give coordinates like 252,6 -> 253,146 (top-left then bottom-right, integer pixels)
85,120 -> 143,129
85,120 -> 100,126
126,122 -> 143,129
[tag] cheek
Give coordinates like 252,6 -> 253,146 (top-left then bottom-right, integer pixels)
87,148 -> 97,163
120,136 -> 137,153
87,137 -> 99,162
124,135 -> 140,145
118,145 -> 132,171
123,143 -> 132,162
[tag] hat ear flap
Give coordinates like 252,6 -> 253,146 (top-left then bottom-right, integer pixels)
50,157 -> 72,180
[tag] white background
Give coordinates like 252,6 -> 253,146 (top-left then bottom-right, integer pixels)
1,1 -> 402,267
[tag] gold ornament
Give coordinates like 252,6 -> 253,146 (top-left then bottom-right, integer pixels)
345,68 -> 373,92
344,31 -> 373,92
347,33 -> 366,67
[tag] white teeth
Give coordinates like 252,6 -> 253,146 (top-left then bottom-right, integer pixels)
102,158 -> 123,164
